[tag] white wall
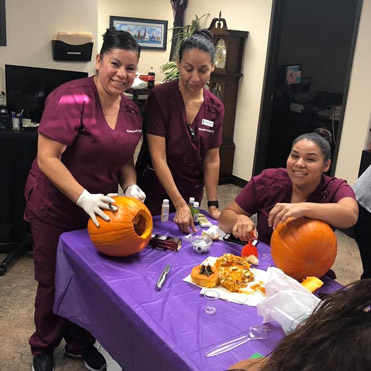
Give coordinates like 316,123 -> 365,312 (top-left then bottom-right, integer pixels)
336,0 -> 371,184
0,0 -> 369,184
97,0 -> 173,81
186,0 -> 370,184
0,0 -> 98,91
185,1 -> 273,181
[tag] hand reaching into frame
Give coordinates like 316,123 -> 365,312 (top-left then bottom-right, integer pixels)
268,202 -> 306,230
231,214 -> 257,242
76,190 -> 118,227
208,206 -> 221,220
174,203 -> 197,234
124,184 -> 146,202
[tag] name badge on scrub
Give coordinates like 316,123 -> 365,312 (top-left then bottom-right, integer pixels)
201,119 -> 214,128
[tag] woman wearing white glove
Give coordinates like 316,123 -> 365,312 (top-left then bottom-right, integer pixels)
76,190 -> 119,227
124,184 -> 146,202
24,28 -> 143,371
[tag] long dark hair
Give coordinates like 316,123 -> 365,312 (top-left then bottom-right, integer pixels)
99,27 -> 141,58
292,128 -> 332,162
263,279 -> 371,371
178,29 -> 215,62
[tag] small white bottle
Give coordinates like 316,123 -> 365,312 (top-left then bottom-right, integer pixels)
193,201 -> 199,223
189,197 -> 195,207
161,199 -> 169,222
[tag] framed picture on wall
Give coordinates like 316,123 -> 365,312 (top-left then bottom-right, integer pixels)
0,0 -> 7,46
110,16 -> 168,51
284,64 -> 302,85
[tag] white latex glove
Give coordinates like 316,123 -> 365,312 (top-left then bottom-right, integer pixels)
76,189 -> 118,227
124,184 -> 146,202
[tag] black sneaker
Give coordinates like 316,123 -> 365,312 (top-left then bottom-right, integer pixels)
32,353 -> 55,371
66,346 -> 107,371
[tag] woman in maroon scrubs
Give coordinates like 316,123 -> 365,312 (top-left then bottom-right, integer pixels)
136,30 -> 225,233
25,28 -> 145,371
219,129 -> 358,244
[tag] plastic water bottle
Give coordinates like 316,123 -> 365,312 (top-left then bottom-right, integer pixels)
161,199 -> 169,222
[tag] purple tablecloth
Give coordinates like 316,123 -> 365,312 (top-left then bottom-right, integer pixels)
54,214 -> 342,371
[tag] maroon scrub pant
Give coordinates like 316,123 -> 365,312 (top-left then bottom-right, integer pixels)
27,209 -> 95,355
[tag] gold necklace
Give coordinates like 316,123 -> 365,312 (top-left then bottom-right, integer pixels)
185,99 -> 204,110
103,108 -> 120,116
94,75 -> 121,116
179,81 -> 204,110
102,98 -> 121,116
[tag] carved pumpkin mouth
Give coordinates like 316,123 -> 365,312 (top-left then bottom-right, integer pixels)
133,212 -> 147,236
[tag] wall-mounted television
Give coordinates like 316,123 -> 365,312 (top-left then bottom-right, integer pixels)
284,64 -> 302,85
5,65 -> 88,124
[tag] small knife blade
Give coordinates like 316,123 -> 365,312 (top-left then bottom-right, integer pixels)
156,264 -> 171,291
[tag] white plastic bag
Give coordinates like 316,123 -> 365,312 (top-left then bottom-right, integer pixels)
256,267 -> 320,334
131,76 -> 147,89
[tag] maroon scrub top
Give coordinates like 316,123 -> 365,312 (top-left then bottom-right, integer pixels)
25,76 -> 142,228
235,168 -> 356,244
136,80 -> 224,215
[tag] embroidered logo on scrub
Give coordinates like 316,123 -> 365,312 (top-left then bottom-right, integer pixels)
201,119 -> 214,127
126,129 -> 142,133
199,127 -> 214,134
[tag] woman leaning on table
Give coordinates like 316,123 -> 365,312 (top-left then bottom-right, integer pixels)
24,28 -> 145,371
136,29 -> 225,233
219,128 -> 358,244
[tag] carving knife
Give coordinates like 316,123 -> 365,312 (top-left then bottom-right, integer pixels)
156,264 -> 171,291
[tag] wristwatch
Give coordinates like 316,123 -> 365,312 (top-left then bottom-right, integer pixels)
207,200 -> 219,208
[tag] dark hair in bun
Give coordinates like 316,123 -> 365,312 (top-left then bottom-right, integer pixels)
100,27 -> 141,58
315,127 -> 332,145
195,29 -> 213,41
178,28 -> 215,62
292,128 -> 332,161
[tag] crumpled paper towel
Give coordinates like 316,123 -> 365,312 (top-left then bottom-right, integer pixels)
256,267 -> 320,334
183,256 -> 268,306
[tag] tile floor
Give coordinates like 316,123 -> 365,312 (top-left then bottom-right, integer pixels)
0,184 -> 363,371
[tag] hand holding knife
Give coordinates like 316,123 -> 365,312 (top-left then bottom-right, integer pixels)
156,264 -> 171,291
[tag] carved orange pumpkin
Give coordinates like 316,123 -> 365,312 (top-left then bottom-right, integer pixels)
270,217 -> 337,280
88,196 -> 153,257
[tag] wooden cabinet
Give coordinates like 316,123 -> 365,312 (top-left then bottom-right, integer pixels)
209,16 -> 248,182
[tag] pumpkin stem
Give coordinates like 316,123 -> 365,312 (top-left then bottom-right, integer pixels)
133,212 -> 147,236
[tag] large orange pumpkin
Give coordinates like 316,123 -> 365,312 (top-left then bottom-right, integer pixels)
270,217 -> 337,280
87,196 -> 153,257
